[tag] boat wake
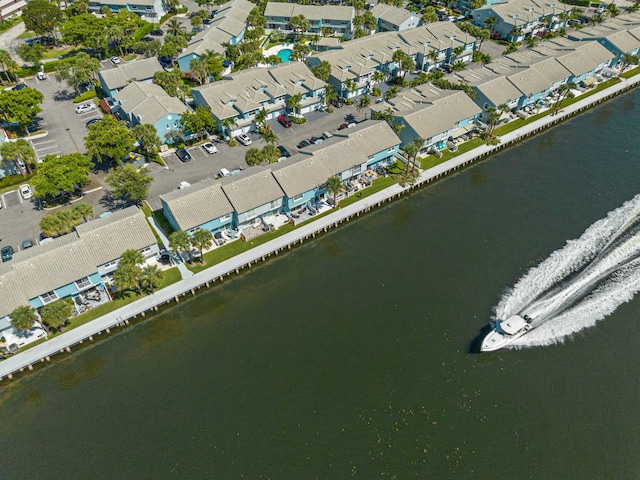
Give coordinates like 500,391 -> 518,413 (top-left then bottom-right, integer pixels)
495,194 -> 640,348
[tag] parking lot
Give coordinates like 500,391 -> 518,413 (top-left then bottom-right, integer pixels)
146,105 -> 361,209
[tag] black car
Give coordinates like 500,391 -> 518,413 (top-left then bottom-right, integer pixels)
13,83 -> 28,91
277,145 -> 291,159
21,239 -> 34,250
176,148 -> 192,162
331,99 -> 344,108
86,118 -> 100,127
142,36 -> 155,42
297,140 -> 312,149
150,29 -> 164,36
1,245 -> 14,262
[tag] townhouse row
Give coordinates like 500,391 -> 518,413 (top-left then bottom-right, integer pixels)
0,207 -> 159,346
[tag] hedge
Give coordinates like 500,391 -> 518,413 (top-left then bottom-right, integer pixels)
72,89 -> 98,103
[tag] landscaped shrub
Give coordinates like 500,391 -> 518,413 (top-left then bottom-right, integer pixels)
73,89 -> 98,104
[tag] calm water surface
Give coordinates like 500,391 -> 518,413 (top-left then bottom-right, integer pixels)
1,91 -> 639,479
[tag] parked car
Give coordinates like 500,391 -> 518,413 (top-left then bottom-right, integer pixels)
150,29 -> 164,36
338,123 -> 349,130
202,142 -> 219,154
236,133 -> 252,146
21,239 -> 34,250
297,139 -> 311,149
36,71 -> 46,81
86,118 -> 100,127
277,145 -> 291,160
277,115 -> 292,127
75,103 -> 95,114
175,148 -> 192,162
1,245 -> 13,263
19,184 -> 32,200
110,56 -> 122,65
331,99 -> 344,108
12,83 -> 28,91
142,36 -> 154,42
217,168 -> 231,178
310,136 -> 324,144
203,18 -> 212,24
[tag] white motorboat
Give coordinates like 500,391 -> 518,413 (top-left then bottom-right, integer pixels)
480,314 -> 533,352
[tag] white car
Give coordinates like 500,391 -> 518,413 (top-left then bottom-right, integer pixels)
75,103 -> 95,114
236,133 -> 252,146
36,71 -> 46,81
202,142 -> 219,154
19,184 -> 32,200
111,56 -> 121,65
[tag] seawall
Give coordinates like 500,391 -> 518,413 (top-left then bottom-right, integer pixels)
1,73 -> 638,382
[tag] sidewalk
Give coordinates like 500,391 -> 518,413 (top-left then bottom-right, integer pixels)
147,215 -> 194,279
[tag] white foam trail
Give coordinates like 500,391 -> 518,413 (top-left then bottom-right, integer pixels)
494,194 -> 640,348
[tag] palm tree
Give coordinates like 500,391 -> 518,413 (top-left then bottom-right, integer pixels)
619,53 -> 639,74
356,94 -> 371,121
260,125 -> 279,144
0,49 -> 18,85
254,108 -> 268,130
191,228 -> 213,264
40,214 -> 63,238
323,84 -> 337,106
401,137 -> 424,178
287,93 -> 303,116
10,305 -> 38,331
140,265 -> 163,293
484,15 -> 498,34
169,230 -> 192,262
71,202 -> 94,222
220,116 -> 238,139
553,81 -> 576,114
343,78 -> 356,99
167,19 -> 187,39
120,249 -> 144,267
372,70 -> 385,85
325,176 -> 345,206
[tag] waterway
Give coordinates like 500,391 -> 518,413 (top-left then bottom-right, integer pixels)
0,91 -> 639,478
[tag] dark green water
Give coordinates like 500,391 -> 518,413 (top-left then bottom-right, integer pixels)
1,92 -> 639,479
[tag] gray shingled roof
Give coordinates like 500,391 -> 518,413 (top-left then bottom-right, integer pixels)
371,4 -> 418,27
220,167 -> 285,214
264,3 -> 354,21
115,81 -> 190,125
272,120 -> 400,197
99,57 -> 163,92
396,91 -> 482,140
0,264 -> 29,318
75,206 -> 157,267
11,234 -> 98,300
160,179 -> 234,231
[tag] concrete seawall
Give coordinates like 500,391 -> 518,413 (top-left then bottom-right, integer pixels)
1,74 -> 638,382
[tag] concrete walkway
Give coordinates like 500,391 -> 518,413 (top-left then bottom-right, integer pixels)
1,73 -> 638,381
147,215 -> 194,279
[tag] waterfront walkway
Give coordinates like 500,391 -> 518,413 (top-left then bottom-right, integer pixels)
1,73 -> 638,381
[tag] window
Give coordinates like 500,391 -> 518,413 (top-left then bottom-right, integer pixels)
75,277 -> 92,289
41,291 -> 58,304
387,146 -> 395,153
292,194 -> 303,202
245,208 -> 257,220
270,200 -> 280,209
219,213 -> 231,222
140,246 -> 152,254
103,260 -> 118,269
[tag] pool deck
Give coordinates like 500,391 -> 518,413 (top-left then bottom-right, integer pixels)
0,72 -> 639,381
262,43 -> 294,58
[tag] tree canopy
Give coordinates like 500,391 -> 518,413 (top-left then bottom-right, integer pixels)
55,52 -> 100,93
31,153 -> 93,200
0,139 -> 36,175
40,299 -> 72,331
22,0 -> 64,39
132,123 -> 161,156
85,114 -> 135,162
10,305 -> 38,331
179,105 -> 216,141
0,87 -> 44,131
311,60 -> 331,81
105,163 -> 153,205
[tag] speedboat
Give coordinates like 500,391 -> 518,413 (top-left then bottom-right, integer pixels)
480,314 -> 533,352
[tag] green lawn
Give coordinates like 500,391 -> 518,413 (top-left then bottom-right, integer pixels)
42,47 -> 80,59
418,138 -> 484,170
17,30 -> 36,39
153,209 -> 174,237
621,66 -> 640,79
340,175 -> 399,208
157,266 -> 181,290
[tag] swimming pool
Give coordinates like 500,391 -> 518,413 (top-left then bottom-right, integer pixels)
277,48 -> 292,63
